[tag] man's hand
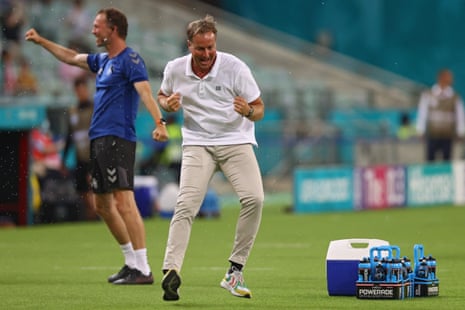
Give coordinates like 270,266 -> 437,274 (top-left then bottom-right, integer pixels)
165,93 -> 182,112
24,28 -> 41,44
233,96 -> 250,116
152,126 -> 169,142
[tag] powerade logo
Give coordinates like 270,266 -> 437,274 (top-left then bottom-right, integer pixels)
358,287 -> 394,298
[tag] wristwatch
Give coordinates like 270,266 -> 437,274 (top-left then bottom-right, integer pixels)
158,118 -> 167,126
246,107 -> 254,118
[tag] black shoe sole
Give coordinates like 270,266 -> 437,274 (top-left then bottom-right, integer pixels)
162,270 -> 181,301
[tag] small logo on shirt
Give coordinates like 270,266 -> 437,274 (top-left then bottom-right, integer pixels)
98,65 -> 113,75
215,86 -> 222,91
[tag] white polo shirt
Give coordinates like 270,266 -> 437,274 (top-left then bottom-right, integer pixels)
160,51 -> 261,146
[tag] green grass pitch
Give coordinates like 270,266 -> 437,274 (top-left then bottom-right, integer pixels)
1,202 -> 465,309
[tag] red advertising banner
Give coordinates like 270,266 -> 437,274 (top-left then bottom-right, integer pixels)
355,165 -> 406,210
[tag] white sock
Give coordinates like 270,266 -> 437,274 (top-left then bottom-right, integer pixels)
134,248 -> 151,276
121,242 -> 136,269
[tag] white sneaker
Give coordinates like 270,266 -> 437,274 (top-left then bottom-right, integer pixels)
220,267 -> 252,298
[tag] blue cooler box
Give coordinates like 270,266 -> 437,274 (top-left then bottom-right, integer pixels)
326,238 -> 389,296
134,176 -> 158,218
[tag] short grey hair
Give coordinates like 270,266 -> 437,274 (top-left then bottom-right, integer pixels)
186,15 -> 217,41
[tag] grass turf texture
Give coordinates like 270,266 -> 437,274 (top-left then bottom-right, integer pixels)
1,203 -> 464,309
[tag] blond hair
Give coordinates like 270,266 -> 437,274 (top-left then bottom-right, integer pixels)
186,15 -> 217,41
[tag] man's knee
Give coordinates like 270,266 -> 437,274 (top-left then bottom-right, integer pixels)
173,199 -> 202,223
241,192 -> 264,209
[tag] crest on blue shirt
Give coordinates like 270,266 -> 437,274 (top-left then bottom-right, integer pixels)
98,65 -> 113,75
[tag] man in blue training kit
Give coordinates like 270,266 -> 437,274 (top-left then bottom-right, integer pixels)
25,7 -> 168,284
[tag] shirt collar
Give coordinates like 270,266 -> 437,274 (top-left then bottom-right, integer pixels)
185,52 -> 221,79
432,84 -> 454,97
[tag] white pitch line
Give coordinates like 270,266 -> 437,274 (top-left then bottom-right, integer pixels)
256,242 -> 310,248
195,266 -> 274,271
80,266 -> 121,271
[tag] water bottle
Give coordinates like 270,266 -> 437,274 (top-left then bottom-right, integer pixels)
373,262 -> 386,281
427,255 -> 437,280
381,257 -> 390,282
391,258 -> 402,282
416,257 -> 429,279
401,256 -> 412,280
358,257 -> 371,282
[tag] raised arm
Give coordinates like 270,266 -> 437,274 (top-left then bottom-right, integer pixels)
25,28 -> 89,70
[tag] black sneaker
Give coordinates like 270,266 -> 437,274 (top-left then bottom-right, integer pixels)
108,265 -> 133,283
162,269 -> 181,301
113,269 -> 154,285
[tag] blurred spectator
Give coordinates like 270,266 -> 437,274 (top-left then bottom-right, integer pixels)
58,39 -> 89,87
1,0 -> 25,59
31,119 -> 82,223
63,77 -> 96,220
396,112 -> 416,140
31,118 -> 64,212
416,69 -> 465,161
30,119 -> 64,179
65,0 -> 92,43
15,56 -> 38,96
315,29 -> 334,57
29,0 -> 69,43
1,48 -> 17,95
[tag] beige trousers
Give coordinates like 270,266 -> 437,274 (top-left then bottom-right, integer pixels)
162,144 -> 264,271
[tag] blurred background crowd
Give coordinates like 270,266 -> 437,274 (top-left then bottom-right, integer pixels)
1,0 -> 463,225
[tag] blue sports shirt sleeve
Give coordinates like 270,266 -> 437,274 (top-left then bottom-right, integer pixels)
87,53 -> 103,74
125,50 -> 149,83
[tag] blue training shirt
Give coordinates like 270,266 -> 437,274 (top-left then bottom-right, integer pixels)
87,47 -> 148,142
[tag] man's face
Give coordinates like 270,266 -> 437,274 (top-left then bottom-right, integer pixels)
92,13 -> 113,47
438,70 -> 453,88
188,31 -> 217,72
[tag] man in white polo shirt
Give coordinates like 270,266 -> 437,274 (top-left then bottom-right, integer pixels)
157,15 -> 265,301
